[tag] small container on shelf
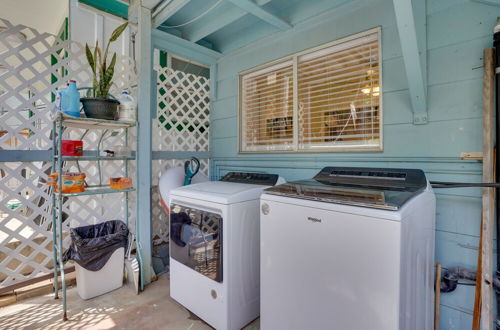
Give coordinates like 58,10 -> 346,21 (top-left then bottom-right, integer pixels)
48,172 -> 86,193
56,80 -> 80,118
117,91 -> 136,122
100,150 -> 115,157
61,140 -> 83,156
110,177 -> 133,190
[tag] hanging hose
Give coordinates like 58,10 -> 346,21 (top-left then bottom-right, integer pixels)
440,267 -> 500,292
440,267 -> 478,293
431,181 -> 500,188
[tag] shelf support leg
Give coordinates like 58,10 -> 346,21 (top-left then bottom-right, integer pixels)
125,129 -> 129,227
56,120 -> 68,321
51,121 -> 59,299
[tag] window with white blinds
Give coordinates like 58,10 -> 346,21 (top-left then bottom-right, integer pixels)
241,60 -> 294,151
239,28 -> 382,153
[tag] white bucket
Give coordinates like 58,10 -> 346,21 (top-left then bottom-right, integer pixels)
75,247 -> 124,300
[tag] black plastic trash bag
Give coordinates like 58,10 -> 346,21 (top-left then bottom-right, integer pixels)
63,220 -> 128,271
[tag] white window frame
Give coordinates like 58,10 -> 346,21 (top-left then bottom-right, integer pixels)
238,27 -> 383,154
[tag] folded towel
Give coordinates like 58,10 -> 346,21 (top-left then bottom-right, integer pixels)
170,212 -> 192,247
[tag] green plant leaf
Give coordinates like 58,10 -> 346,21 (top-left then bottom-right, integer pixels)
96,44 -> 103,69
102,53 -> 116,96
85,44 -> 95,74
98,69 -> 106,98
104,22 -> 128,63
85,23 -> 127,99
109,22 -> 128,43
92,43 -> 98,97
108,53 -> 117,75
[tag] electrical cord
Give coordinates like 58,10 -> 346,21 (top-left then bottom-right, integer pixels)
430,181 -> 500,188
158,0 -> 223,29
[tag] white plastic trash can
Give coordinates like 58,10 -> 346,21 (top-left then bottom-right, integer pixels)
75,247 -> 125,300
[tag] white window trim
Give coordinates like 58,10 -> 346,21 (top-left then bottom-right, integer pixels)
168,54 -> 210,69
238,27 -> 383,154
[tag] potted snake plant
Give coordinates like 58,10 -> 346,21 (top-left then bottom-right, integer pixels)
81,22 -> 128,120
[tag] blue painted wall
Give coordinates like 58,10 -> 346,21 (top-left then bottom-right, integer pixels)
210,0 -> 498,328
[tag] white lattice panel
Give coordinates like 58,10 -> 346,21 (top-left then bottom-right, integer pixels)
155,67 -> 210,152
0,19 -> 136,288
152,67 -> 210,245
0,162 -> 54,285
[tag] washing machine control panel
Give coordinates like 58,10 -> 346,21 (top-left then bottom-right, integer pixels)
220,172 -> 279,185
314,167 -> 427,191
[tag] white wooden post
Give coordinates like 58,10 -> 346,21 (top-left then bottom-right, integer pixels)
132,1 -> 153,288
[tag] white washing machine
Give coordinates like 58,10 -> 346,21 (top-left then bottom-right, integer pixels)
169,172 -> 284,330
260,167 -> 436,330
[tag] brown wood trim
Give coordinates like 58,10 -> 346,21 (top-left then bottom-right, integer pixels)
0,267 -> 75,295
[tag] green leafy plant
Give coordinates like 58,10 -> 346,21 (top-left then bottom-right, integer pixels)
85,22 -> 128,98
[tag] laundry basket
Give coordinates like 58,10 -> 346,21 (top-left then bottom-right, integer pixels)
64,220 -> 128,299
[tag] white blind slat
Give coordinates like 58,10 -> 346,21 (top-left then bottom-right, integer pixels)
240,29 -> 381,152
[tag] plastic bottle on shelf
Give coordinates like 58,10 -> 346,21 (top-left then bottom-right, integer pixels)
56,80 -> 80,117
117,91 -> 136,122
55,82 -> 69,113
66,80 -> 80,117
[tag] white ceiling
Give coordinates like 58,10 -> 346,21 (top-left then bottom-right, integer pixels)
0,0 -> 69,35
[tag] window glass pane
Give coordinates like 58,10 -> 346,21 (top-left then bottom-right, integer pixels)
298,32 -> 381,151
171,57 -> 210,79
241,61 -> 294,152
239,29 -> 381,153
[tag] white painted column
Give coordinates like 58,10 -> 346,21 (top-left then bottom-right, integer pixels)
135,2 -> 153,288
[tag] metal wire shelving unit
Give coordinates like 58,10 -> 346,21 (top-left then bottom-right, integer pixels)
50,112 -> 135,320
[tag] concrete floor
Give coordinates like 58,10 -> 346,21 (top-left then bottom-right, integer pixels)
0,274 -> 260,330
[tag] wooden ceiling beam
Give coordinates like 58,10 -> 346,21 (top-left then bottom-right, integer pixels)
152,0 -> 190,28
183,0 -> 272,42
226,0 -> 291,30
393,0 -> 428,124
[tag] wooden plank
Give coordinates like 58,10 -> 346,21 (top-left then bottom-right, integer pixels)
214,0 -> 370,54
152,0 -> 190,28
152,29 -> 222,65
480,48 -> 495,330
472,211 -> 483,330
226,0 -> 292,30
0,267 -> 75,295
183,0 -> 271,42
472,0 -> 500,6
143,0 -> 163,10
428,2 -> 500,50
212,118 -> 484,157
460,152 -> 483,161
392,0 -> 428,124
434,263 -> 442,330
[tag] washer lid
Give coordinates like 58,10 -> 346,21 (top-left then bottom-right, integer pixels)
169,181 -> 271,204
264,167 -> 428,210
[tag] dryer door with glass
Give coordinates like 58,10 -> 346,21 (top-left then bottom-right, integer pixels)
170,203 -> 223,282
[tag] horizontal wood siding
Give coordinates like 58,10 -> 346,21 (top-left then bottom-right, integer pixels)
210,0 -> 499,327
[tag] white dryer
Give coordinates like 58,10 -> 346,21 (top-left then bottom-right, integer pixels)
169,172 -> 284,330
260,167 -> 436,330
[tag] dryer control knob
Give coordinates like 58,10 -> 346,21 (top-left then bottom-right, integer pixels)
261,203 -> 270,215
